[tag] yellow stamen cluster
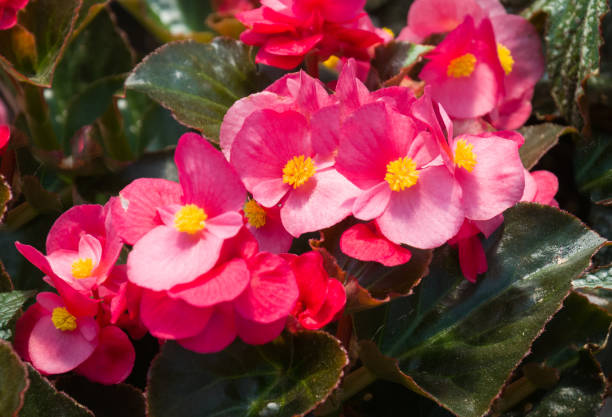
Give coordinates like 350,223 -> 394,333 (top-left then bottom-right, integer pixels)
174,204 -> 208,234
71,258 -> 94,279
454,139 -> 477,172
322,55 -> 340,70
244,199 -> 266,229
447,53 -> 477,78
497,43 -> 514,75
282,155 -> 316,189
51,307 -> 77,332
382,27 -> 395,38
385,157 -> 419,191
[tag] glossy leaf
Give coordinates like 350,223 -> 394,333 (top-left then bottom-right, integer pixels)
20,365 -> 93,417
0,340 -> 28,417
574,265 -> 612,289
355,203 -> 606,417
147,332 -> 348,417
574,132 -> 612,205
0,290 -> 35,341
0,0 -> 81,86
55,375 -> 146,417
523,0 -> 610,132
518,123 -> 576,170
371,41 -> 433,85
125,38 -> 260,141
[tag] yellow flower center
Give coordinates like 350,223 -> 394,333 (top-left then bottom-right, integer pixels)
282,155 -> 316,189
382,27 -> 395,38
322,55 -> 340,70
51,307 -> 77,332
174,204 -> 208,234
244,199 -> 266,229
71,258 -> 94,279
497,43 -> 514,75
385,157 -> 419,191
447,53 -> 477,78
454,139 -> 477,172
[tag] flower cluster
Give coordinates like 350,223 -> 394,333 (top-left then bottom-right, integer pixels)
13,0 -> 559,385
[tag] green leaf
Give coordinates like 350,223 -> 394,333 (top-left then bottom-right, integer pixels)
371,41 -> 433,85
518,123 -> 576,170
0,340 -> 28,417
574,132 -> 612,205
21,175 -> 62,214
574,265 -> 612,289
502,351 -> 606,417
125,38 -> 260,141
0,0 -> 81,86
20,365 -> 93,417
0,290 -> 35,341
0,174 -> 10,221
354,203 -> 606,417
522,0 -> 610,133
0,260 -> 14,292
55,375 -> 145,417
147,332 -> 348,417
117,0 -> 215,42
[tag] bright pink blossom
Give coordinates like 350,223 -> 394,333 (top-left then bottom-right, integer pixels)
243,199 -> 293,253
419,16 -> 505,119
336,101 -> 463,249
237,0 -> 383,69
113,133 -> 246,291
287,251 -> 346,330
340,221 -> 412,267
0,0 -> 28,30
230,108 -> 360,237
0,125 -> 9,155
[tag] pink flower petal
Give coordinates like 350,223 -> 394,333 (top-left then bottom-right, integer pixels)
206,212 -> 244,239
340,222 -> 412,267
298,278 -> 346,330
247,206 -> 293,254
169,258 -> 250,307
176,133 -> 246,218
112,178 -> 183,245
14,303 -> 47,363
352,182 -> 392,221
127,226 -> 224,291
78,234 -> 102,267
28,316 -> 99,375
234,252 -> 298,323
75,326 -> 135,384
140,290 -> 213,339
235,314 -> 286,345
531,170 -> 559,206
291,251 -> 330,314
46,205 -> 105,253
457,235 -> 488,283
178,304 -> 237,353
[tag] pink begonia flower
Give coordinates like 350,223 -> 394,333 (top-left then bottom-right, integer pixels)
0,0 -> 28,30
230,108 -> 360,237
243,199 -> 293,253
485,14 -> 545,129
220,70 -> 335,160
420,16 -> 505,119
18,203 -> 123,293
340,221 -> 412,267
285,251 -> 345,330
15,292 -> 99,375
450,169 -> 559,282
336,101 -> 463,249
75,325 -> 135,385
114,133 -> 246,291
398,0 -> 505,42
237,0 -> 382,69
0,125 -> 9,155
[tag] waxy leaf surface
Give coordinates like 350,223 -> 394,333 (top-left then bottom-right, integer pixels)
125,38 -> 260,141
0,290 -> 34,340
0,340 -> 28,417
518,123 -> 576,170
147,332 -> 348,417
355,204 -> 605,417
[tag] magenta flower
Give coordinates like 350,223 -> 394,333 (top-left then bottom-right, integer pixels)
243,199 -> 293,253
336,101 -> 463,249
0,0 -> 28,30
340,221 -> 412,267
237,0 -> 382,69
113,133 -> 246,291
230,108 -> 360,237
419,16 -> 505,119
0,125 -> 8,155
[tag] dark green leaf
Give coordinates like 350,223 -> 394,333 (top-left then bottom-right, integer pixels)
371,41 -> 433,84
0,0 -> 81,86
73,0 -> 108,35
0,174 -> 10,221
125,38 -> 260,141
21,175 -> 62,214
574,266 -> 612,290
574,132 -> 612,205
502,351 -> 606,417
355,203 -> 606,417
0,290 -> 35,341
518,123 -> 576,170
147,332 -> 348,417
55,375 -> 145,417
20,365 -> 93,417
0,260 -> 14,292
522,0 -> 610,133
0,340 -> 28,417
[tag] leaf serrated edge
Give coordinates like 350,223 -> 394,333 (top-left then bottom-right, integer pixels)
0,339 -> 30,417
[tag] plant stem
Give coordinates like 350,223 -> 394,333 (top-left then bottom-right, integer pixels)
20,83 -> 61,151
